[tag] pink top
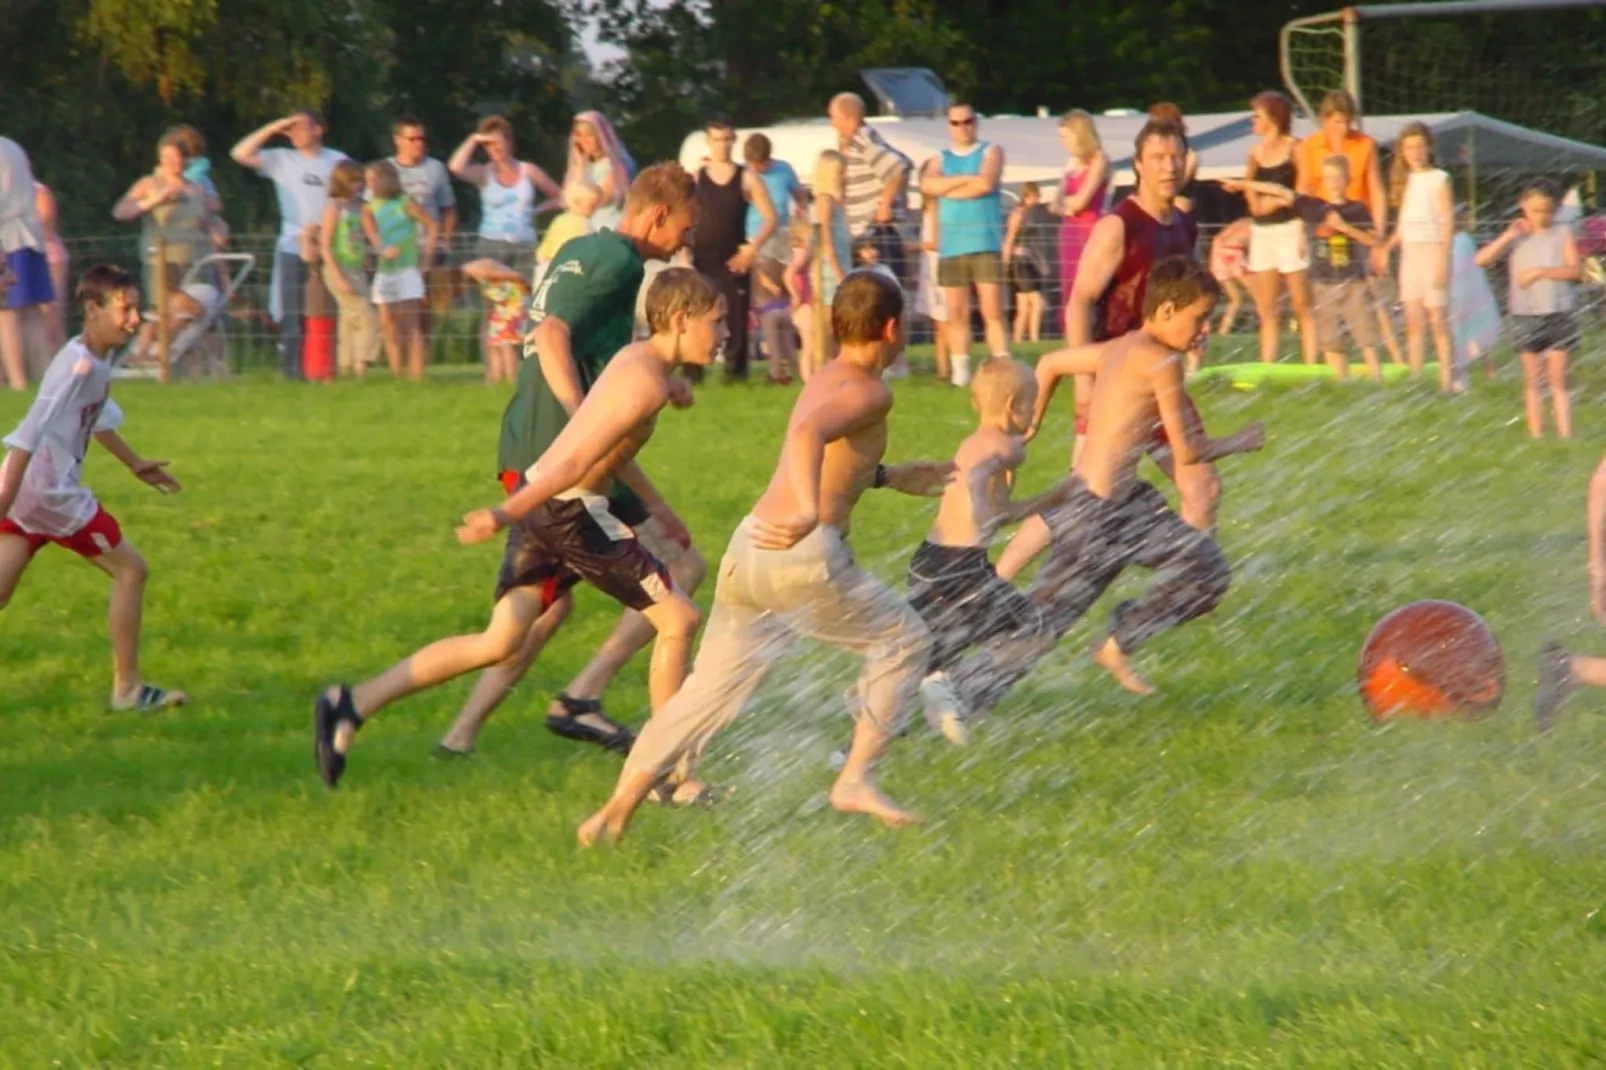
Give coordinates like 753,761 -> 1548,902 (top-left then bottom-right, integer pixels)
1061,165 -> 1108,226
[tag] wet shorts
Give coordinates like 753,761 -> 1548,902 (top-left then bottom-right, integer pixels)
0,504 -> 123,559
494,490 -> 672,610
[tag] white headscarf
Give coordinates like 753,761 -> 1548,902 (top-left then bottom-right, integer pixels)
0,138 -> 45,254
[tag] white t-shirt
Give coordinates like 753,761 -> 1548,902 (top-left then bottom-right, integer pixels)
3,338 -> 124,536
258,147 -> 346,255
1399,168 -> 1450,246
389,156 -> 456,221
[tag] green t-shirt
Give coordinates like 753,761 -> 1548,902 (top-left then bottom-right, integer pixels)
498,230 -> 646,507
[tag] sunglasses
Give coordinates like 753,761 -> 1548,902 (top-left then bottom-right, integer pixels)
398,134 -> 426,143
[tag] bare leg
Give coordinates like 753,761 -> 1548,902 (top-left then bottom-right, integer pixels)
828,718 -> 917,828
561,544 -> 706,709
403,301 -> 426,382
1217,280 -> 1244,336
1359,345 -> 1381,381
1012,297 -> 1027,344
1404,301 -> 1426,379
1250,270 -> 1281,363
377,304 -> 402,376
996,513 -> 1052,581
977,281 -> 1008,356
437,593 -> 573,753
0,534 -> 33,612
1520,352 -> 1543,437
88,543 -> 185,707
0,308 -> 26,390
1427,306 -> 1453,392
1548,349 -> 1572,438
1574,654 -> 1606,687
1369,278 -> 1403,364
1028,293 -> 1043,343
1286,270 -> 1318,365
943,285 -> 971,382
1091,636 -> 1155,695
931,317 -> 951,381
1324,348 -> 1349,381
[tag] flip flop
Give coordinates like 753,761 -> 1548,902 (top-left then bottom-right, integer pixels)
110,683 -> 187,712
648,777 -> 735,808
313,685 -> 363,789
545,693 -> 636,755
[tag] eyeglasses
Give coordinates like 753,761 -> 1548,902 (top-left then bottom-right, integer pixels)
949,117 -> 976,128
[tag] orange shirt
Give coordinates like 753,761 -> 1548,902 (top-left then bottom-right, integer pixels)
1296,131 -> 1379,208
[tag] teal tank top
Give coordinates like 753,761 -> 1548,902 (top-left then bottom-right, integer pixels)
935,142 -> 1003,258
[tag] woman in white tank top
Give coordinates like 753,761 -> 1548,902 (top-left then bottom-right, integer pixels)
447,115 -> 562,277
1475,180 -> 1582,437
1377,123 -> 1455,391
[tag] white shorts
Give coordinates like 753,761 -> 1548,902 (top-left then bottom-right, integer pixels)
372,268 -> 425,305
915,251 -> 947,321
1399,242 -> 1449,309
1248,219 -> 1309,275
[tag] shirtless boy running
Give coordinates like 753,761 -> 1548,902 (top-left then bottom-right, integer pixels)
953,256 -> 1264,714
577,270 -> 954,845
908,356 -> 1075,744
312,268 -> 723,787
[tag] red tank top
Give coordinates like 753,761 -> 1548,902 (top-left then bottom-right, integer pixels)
1096,198 -> 1199,341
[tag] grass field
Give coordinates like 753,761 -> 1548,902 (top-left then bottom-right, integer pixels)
6,344 -> 1606,1067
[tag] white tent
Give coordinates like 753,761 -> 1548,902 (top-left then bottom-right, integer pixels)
1188,111 -> 1606,180
677,111 -> 1254,196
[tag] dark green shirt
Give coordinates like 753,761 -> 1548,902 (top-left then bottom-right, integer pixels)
497,230 -> 645,508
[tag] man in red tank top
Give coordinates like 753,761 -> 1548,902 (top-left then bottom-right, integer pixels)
996,120 -> 1225,584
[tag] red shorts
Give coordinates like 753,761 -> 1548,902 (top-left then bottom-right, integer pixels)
0,504 -> 124,559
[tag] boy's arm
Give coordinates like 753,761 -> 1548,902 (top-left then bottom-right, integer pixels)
93,430 -> 181,493
1151,352 -> 1264,466
458,367 -> 663,543
750,381 -> 893,550
1026,343 -> 1102,439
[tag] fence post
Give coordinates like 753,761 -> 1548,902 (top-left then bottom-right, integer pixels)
155,236 -> 171,383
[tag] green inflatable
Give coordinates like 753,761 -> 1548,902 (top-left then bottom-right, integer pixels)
1192,362 -> 1439,387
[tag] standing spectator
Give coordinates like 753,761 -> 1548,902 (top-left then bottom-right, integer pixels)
318,159 -> 379,378
534,181 -> 601,284
112,132 -> 219,366
1208,217 -> 1252,342
1376,122 -> 1454,391
694,116 -> 778,381
33,182 -> 67,349
1051,111 -> 1109,338
1295,90 -> 1402,365
389,116 -> 458,350
811,150 -> 853,316
1146,103 -> 1201,213
1293,155 -> 1384,380
743,133 -> 806,384
828,92 -> 911,283
363,160 -> 439,381
914,193 -> 951,380
1003,182 -> 1053,344
230,109 -> 346,381
448,116 -> 562,367
565,111 -> 634,232
0,138 -> 55,390
1229,90 -> 1316,365
1475,180 -> 1581,436
920,100 -> 1007,384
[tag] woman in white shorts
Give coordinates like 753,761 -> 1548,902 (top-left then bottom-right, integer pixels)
914,192 -> 950,380
1230,91 -> 1316,365
363,160 -> 439,382
1377,122 -> 1454,391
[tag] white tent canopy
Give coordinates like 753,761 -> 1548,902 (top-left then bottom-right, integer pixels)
1189,111 -> 1606,180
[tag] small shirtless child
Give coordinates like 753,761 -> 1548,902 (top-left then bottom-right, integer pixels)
953,256 -> 1264,714
578,270 -> 954,845
908,357 -> 1075,744
312,268 -> 722,788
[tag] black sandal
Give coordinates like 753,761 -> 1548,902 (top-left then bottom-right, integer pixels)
545,693 -> 636,755
313,685 -> 363,789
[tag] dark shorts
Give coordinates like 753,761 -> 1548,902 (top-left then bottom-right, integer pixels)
4,248 -> 56,309
494,492 -> 672,610
938,252 -> 1004,288
907,541 -> 1045,674
1512,313 -> 1578,354
1011,255 -> 1044,294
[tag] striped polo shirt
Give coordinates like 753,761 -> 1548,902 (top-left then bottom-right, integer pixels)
840,124 -> 911,237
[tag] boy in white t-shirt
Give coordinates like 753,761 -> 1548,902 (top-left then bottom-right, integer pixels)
0,265 -> 187,711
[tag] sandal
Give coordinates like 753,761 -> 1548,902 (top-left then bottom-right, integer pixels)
111,683 -> 187,712
648,776 -> 735,808
313,685 -> 363,789
545,693 -> 636,755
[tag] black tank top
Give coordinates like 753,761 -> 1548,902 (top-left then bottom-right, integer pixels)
694,165 -> 747,267
1253,157 -> 1297,225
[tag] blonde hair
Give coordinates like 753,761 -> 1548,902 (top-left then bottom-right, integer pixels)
1322,154 -> 1351,185
329,159 -> 366,202
814,149 -> 846,200
366,159 -> 402,201
1058,109 -> 1101,160
787,216 -> 813,247
643,267 -> 721,335
564,179 -> 602,213
622,162 -> 696,218
1388,122 -> 1435,209
970,357 -> 1034,418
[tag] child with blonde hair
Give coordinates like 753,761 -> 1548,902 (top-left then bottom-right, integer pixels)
784,216 -> 821,381
318,159 -> 379,377
363,160 -> 439,381
1376,123 -> 1454,390
534,180 -> 601,284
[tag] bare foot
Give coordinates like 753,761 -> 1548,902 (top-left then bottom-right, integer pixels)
577,808 -> 623,847
829,778 -> 919,829
1092,638 -> 1156,695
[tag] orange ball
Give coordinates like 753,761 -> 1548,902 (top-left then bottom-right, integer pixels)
1357,600 -> 1505,720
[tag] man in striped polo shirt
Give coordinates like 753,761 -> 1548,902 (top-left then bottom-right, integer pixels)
829,93 -> 912,285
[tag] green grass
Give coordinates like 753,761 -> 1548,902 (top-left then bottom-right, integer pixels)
5,345 -> 1606,1067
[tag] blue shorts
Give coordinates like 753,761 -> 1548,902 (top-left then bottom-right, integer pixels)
3,248 -> 55,310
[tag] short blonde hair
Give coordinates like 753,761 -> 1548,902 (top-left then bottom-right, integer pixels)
970,356 -> 1034,418
564,179 -> 601,212
814,149 -> 846,200
643,266 -> 722,335
1058,109 -> 1101,159
623,162 -> 696,217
